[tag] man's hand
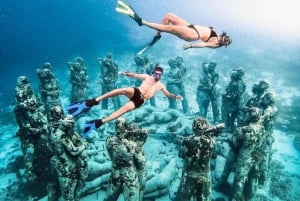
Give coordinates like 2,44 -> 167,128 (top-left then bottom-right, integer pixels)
175,95 -> 183,100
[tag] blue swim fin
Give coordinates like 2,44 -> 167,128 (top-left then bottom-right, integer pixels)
67,100 -> 90,117
82,119 -> 103,138
67,98 -> 99,117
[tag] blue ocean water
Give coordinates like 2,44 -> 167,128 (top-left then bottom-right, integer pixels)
1,0 -> 299,105
1,0 -> 300,200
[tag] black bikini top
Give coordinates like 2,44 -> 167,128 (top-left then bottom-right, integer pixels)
206,27 -> 218,42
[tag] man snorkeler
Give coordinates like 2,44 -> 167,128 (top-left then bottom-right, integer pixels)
67,65 -> 183,137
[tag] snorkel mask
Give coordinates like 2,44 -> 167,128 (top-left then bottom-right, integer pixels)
152,64 -> 163,81
220,32 -> 232,47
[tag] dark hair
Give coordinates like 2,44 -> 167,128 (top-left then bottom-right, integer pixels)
220,32 -> 232,47
153,64 -> 163,74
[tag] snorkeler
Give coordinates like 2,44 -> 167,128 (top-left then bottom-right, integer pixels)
67,65 -> 182,137
116,0 -> 232,53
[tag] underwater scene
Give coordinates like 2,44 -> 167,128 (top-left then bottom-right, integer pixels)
1,0 -> 300,200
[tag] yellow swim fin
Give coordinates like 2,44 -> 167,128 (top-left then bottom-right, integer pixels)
137,45 -> 151,55
116,0 -> 142,26
116,0 -> 135,18
137,35 -> 161,55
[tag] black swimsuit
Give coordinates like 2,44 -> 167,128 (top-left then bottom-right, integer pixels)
187,25 -> 217,41
130,88 -> 144,108
206,27 -> 218,42
188,24 -> 201,40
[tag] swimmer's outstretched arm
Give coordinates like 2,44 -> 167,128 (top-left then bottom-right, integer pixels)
161,86 -> 183,100
118,71 -> 147,80
183,41 -> 219,50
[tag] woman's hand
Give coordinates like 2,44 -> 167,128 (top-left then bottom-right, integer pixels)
182,44 -> 192,50
118,71 -> 127,76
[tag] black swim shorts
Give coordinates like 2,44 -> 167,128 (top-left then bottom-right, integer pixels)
130,88 -> 144,108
